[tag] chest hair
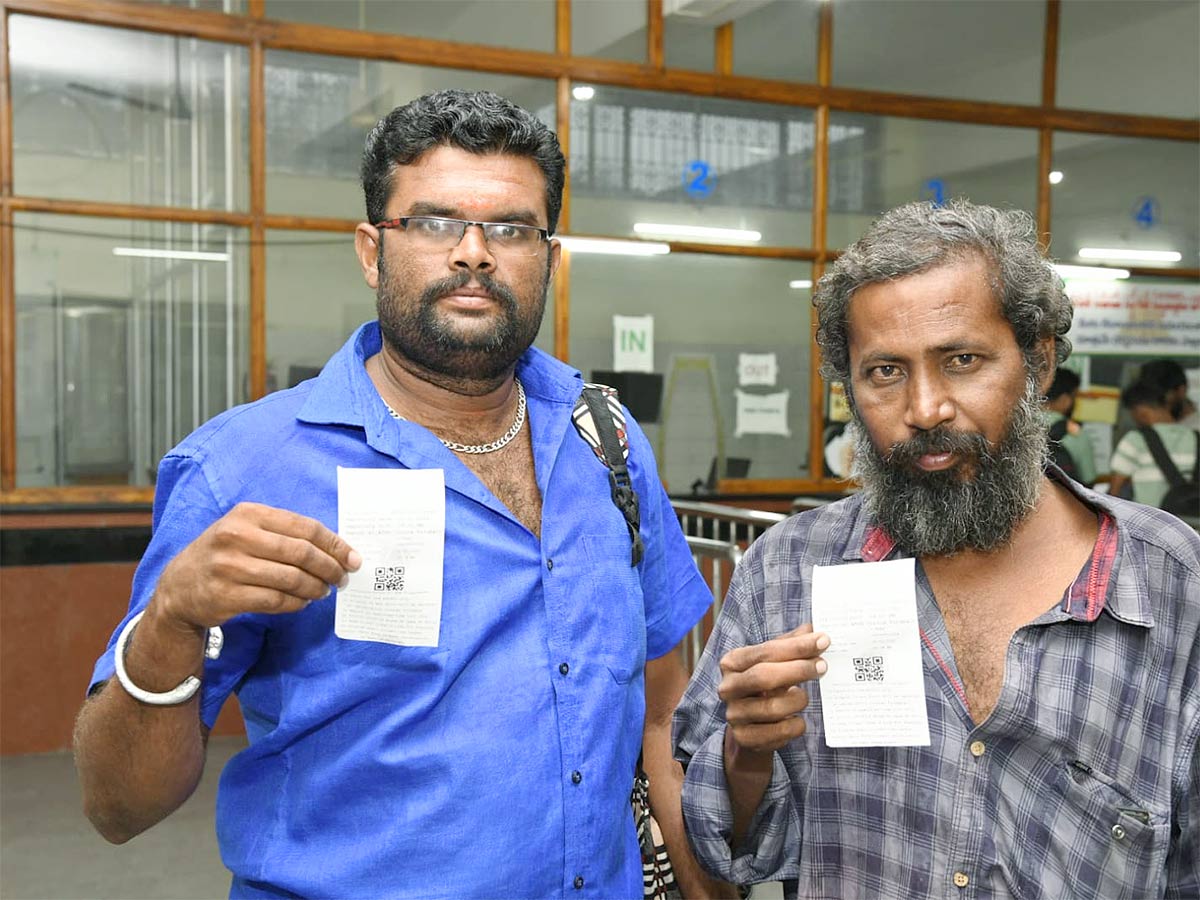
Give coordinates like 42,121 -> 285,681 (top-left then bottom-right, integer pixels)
457,430 -> 543,537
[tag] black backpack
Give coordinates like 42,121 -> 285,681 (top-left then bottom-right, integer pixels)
1139,426 -> 1200,520
1047,418 -> 1083,484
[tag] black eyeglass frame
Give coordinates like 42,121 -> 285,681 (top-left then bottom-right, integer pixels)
373,215 -> 552,254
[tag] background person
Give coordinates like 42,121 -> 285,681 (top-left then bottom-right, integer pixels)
74,90 -> 725,899
673,200 -> 1200,899
1041,366 -> 1096,486
1140,358 -> 1200,430
1109,378 -> 1200,511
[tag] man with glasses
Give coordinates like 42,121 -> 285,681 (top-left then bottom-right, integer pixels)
75,90 -> 725,900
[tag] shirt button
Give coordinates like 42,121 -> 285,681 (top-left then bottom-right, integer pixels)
546,558 -> 554,570
953,872 -> 969,888
571,770 -> 582,784
969,740 -> 986,758
573,875 -> 584,890
559,662 -> 570,675
1112,823 -> 1126,841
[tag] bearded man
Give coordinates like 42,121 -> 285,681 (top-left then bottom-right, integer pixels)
673,200 -> 1200,899
74,90 -> 727,899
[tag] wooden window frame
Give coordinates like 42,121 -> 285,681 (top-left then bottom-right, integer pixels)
1,0 -> 1197,505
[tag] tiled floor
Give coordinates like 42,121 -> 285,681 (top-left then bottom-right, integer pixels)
1,737 -> 243,900
1,736 -> 783,900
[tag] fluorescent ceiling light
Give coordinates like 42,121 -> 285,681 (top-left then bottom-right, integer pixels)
789,279 -> 813,289
1053,264 -> 1130,281
632,223 -> 762,242
572,85 -> 595,101
1078,247 -> 1181,263
1048,170 -> 1063,184
113,247 -> 230,262
557,236 -> 670,256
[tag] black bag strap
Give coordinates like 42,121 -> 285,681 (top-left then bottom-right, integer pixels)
581,386 -> 645,567
1139,426 -> 1187,488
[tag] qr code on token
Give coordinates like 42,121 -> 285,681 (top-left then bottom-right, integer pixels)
852,656 -> 885,682
373,566 -> 405,592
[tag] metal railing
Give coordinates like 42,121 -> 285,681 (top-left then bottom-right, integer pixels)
673,501 -> 790,672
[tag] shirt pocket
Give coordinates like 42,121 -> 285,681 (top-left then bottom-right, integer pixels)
1027,759 -> 1171,900
582,533 -> 647,684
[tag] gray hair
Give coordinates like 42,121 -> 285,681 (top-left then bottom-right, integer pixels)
814,200 -> 1072,388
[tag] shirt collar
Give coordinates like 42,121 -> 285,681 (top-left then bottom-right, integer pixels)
845,469 -> 1153,628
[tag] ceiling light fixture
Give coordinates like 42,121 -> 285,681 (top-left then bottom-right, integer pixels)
632,223 -> 762,242
1048,170 -> 1063,184
789,279 -> 813,289
572,85 -> 595,101
1053,264 -> 1130,281
113,247 -> 231,262
1078,247 -> 1181,263
557,236 -> 670,256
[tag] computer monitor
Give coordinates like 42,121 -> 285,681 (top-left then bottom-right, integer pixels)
589,371 -> 664,423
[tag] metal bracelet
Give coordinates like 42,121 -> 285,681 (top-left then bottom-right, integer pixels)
112,610 -> 223,706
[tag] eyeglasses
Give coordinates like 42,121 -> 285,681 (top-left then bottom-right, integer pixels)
374,216 -> 550,257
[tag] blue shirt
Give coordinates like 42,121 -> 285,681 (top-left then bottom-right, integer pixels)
90,322 -> 713,899
674,476 -> 1200,899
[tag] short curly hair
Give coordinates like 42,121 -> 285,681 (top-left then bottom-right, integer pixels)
814,200 -> 1072,389
361,89 -> 565,234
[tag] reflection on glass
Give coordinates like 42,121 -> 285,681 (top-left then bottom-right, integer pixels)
14,214 -> 249,487
1051,134 -> 1198,271
827,114 -> 1038,250
264,0 -> 554,52
266,230 -> 557,395
570,86 -> 815,247
1058,0 -> 1199,119
9,16 -> 248,210
159,0 -> 245,10
572,0 -> 646,61
733,0 -> 820,82
832,0 -> 1043,104
569,253 -> 812,487
265,53 -> 556,219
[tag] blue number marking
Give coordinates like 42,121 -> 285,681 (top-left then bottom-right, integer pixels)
683,161 -> 715,198
1133,196 -> 1159,229
924,179 -> 945,207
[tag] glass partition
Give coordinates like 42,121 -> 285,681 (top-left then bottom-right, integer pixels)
265,53 -> 556,219
832,0 -> 1044,105
732,0 -> 820,83
569,252 -> 812,491
572,0 -> 646,61
1050,134 -> 1198,272
1058,0 -> 1199,119
263,0 -> 555,53
9,16 -> 249,210
570,86 -> 816,247
827,114 -> 1039,250
14,214 -> 249,487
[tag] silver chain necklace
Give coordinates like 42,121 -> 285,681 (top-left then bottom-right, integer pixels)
385,378 -> 526,455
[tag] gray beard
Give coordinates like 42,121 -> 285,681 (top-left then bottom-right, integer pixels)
850,377 -> 1049,556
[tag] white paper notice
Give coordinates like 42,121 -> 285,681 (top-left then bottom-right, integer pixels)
336,467 -> 445,647
613,314 -> 654,372
734,388 -> 790,437
810,558 -> 930,747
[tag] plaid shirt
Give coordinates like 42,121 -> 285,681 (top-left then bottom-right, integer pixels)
674,476 -> 1200,899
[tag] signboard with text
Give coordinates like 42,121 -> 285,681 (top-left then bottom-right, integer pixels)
1064,281 -> 1200,356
